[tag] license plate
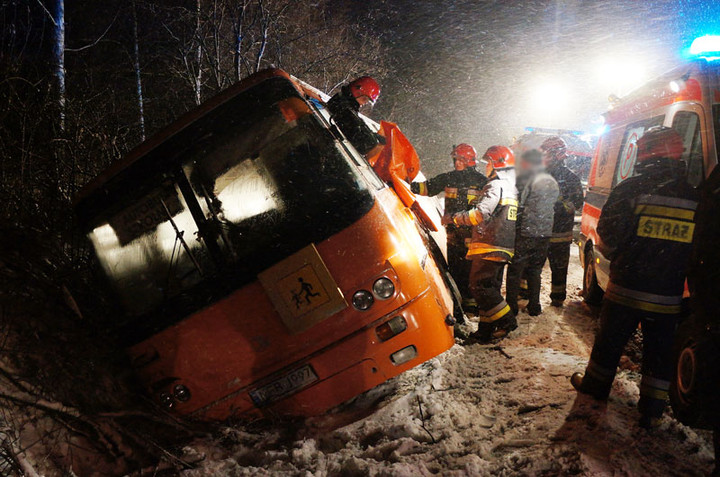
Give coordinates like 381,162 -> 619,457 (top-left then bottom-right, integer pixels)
249,364 -> 318,407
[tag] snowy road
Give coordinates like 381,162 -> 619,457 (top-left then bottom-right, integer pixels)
184,245 -> 715,476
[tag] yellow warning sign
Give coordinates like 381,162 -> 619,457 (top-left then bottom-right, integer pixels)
637,216 -> 695,243
258,244 -> 347,334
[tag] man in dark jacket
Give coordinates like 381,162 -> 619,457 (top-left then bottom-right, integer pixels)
570,127 -> 698,428
506,150 -> 559,316
413,144 -> 488,315
541,136 -> 584,307
326,76 -> 383,157
687,164 -> 720,475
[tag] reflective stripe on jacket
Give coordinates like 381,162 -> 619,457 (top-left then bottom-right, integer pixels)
597,163 -> 698,305
460,169 -> 518,262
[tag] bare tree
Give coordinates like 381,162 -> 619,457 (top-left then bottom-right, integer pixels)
132,1 -> 146,141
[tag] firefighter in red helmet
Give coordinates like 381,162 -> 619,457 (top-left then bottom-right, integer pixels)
326,76 -> 383,156
452,146 -> 518,343
540,136 -> 584,307
412,144 -> 488,319
571,126 -> 698,428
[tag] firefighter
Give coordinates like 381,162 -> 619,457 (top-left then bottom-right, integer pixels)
326,76 -> 383,156
412,144 -> 488,316
570,126 -> 698,428
686,160 -> 720,474
506,149 -> 559,316
452,146 -> 518,343
540,136 -> 584,307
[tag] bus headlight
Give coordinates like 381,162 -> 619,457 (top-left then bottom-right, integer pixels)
174,384 -> 191,402
352,290 -> 374,310
372,277 -> 395,299
390,345 -> 417,366
159,392 -> 174,408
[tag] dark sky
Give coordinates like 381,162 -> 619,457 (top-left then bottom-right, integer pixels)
349,0 -> 720,176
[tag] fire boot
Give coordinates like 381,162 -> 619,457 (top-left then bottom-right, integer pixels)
570,372 -> 611,401
469,314 -> 518,343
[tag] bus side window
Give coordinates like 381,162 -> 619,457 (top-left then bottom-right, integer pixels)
672,111 -> 704,187
613,115 -> 665,186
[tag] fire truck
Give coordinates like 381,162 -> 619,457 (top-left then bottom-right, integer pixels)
579,35 -> 720,429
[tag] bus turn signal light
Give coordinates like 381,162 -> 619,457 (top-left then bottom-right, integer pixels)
376,316 -> 407,342
390,345 -> 417,366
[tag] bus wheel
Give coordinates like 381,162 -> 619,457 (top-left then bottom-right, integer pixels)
583,248 -> 603,306
670,315 -> 717,429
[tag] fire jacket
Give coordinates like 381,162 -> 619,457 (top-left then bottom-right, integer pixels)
453,168 -> 517,262
547,162 -> 584,243
688,165 -> 720,319
516,168 -> 559,238
413,168 -> 488,247
326,90 -> 381,156
597,162 -> 698,314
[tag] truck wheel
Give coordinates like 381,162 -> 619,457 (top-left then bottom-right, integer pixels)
583,248 -> 603,306
670,315 -> 717,429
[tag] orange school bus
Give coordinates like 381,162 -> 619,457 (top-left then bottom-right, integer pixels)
580,54 -> 720,303
74,69 -> 455,420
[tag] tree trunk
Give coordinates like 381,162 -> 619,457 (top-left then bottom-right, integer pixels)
53,0 -> 66,132
132,1 -> 146,142
194,0 -> 203,105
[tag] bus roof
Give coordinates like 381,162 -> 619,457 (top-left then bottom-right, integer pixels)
74,69 -> 300,206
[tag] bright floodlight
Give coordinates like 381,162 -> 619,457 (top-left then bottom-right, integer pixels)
689,35 -> 720,56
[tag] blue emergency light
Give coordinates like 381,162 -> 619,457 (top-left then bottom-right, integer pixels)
689,35 -> 720,61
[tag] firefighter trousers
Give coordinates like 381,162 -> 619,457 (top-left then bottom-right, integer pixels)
448,243 -> 474,310
468,258 -> 513,325
548,239 -> 571,302
581,299 -> 679,418
507,236 -> 550,314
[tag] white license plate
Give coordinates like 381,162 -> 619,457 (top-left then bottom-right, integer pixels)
249,364 -> 318,407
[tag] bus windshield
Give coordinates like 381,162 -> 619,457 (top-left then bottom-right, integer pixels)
83,78 -> 375,340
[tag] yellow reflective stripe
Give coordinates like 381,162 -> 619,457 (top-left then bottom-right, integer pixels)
468,188 -> 481,195
640,387 -> 669,400
418,182 -> 428,196
478,304 -> 511,323
605,291 -> 682,314
468,209 -> 482,226
466,244 -> 514,260
637,216 -> 695,243
467,194 -> 477,203
499,198 -> 518,206
445,187 -> 458,199
551,284 -> 566,293
550,236 -> 573,243
635,204 -> 695,221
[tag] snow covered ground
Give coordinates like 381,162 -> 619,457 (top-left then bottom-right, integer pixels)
181,245 -> 716,476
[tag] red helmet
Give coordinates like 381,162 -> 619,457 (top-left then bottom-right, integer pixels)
483,146 -> 515,171
452,143 -> 478,168
636,126 -> 685,163
540,136 -> 568,165
348,76 -> 381,105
